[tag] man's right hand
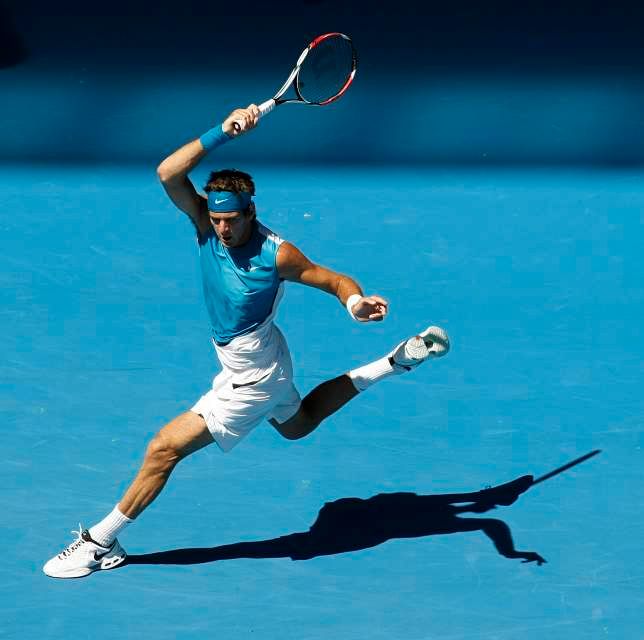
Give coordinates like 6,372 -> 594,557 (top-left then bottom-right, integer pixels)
223,104 -> 261,137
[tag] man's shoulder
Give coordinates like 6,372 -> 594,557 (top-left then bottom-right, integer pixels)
256,221 -> 285,248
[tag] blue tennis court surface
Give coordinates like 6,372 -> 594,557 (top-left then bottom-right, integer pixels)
2,164 -> 643,638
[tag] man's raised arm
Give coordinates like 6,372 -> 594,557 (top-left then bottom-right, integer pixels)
156,105 -> 260,233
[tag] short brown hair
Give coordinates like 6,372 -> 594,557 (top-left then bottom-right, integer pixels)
204,169 -> 255,195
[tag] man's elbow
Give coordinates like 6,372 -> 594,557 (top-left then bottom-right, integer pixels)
156,162 -> 173,184
156,158 -> 184,184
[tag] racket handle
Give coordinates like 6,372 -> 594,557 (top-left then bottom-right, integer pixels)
233,99 -> 277,133
258,99 -> 276,116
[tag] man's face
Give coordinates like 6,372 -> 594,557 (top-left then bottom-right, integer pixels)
208,209 -> 253,247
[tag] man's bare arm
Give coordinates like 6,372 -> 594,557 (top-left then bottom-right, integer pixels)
156,105 -> 260,235
157,139 -> 210,234
277,241 -> 388,322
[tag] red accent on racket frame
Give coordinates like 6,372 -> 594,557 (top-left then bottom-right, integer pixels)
307,32 -> 357,105
318,68 -> 357,105
309,32 -> 346,49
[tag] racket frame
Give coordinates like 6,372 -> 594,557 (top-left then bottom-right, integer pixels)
234,32 -> 357,130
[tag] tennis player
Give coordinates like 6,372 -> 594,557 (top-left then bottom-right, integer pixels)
43,104 -> 450,578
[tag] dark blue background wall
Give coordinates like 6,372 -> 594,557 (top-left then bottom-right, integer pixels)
2,0 -> 644,164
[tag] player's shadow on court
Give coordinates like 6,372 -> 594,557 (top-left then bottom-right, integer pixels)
126,479 -> 546,568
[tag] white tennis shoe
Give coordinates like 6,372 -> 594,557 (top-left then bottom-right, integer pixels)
389,325 -> 450,372
43,525 -> 127,579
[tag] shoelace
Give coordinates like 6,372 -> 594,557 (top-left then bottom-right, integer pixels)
58,524 -> 85,559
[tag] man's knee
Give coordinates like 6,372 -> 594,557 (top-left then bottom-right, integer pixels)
145,412 -> 213,466
145,432 -> 182,470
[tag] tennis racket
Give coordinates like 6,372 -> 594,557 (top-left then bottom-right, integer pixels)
234,32 -> 357,132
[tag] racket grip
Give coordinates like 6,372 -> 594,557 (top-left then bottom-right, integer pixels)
258,99 -> 276,117
233,99 -> 276,133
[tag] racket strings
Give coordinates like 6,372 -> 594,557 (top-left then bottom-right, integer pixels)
296,35 -> 355,104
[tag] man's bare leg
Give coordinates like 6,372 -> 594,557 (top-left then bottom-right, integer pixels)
271,374 -> 358,440
118,411 -> 214,519
43,411 -> 214,578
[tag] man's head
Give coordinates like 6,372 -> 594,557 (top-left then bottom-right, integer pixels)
204,169 -> 256,248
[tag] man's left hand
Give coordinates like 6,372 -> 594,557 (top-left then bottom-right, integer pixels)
351,295 -> 389,322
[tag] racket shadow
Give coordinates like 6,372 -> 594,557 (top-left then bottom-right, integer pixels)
124,482 -> 546,568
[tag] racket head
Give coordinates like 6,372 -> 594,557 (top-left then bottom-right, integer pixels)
293,32 -> 357,106
232,32 -> 357,132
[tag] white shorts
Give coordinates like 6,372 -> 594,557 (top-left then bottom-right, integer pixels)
191,322 -> 301,452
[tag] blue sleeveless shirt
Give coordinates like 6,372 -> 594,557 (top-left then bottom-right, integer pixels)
197,221 -> 284,345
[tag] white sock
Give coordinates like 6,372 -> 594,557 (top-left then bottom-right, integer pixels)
348,355 -> 398,392
89,505 -> 133,547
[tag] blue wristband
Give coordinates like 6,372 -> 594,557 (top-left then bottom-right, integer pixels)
199,123 -> 231,151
